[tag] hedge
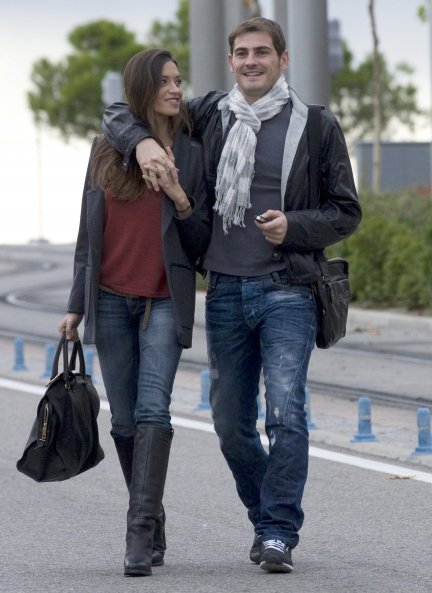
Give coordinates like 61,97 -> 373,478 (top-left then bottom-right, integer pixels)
327,192 -> 432,310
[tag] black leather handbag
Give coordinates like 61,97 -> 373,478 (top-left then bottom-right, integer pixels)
308,105 -> 350,349
16,336 -> 104,482
313,255 -> 350,349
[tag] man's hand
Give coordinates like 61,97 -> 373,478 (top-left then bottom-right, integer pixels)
254,210 -> 288,245
136,138 -> 177,192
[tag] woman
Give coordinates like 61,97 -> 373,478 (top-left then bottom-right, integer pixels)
59,49 -> 211,577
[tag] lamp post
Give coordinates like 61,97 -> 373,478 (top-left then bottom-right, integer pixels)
35,122 -> 44,241
429,2 -> 432,199
286,0 -> 330,106
101,71 -> 123,106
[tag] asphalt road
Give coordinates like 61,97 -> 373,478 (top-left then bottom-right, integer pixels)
2,385 -> 432,593
1,243 -> 432,592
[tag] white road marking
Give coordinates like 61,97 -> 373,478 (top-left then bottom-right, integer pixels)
3,377 -> 432,485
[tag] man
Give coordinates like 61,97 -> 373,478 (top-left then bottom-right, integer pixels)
103,17 -> 361,573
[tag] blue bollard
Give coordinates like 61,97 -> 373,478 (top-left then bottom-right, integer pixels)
12,338 -> 28,371
195,368 -> 211,411
411,408 -> 432,456
257,391 -> 265,419
84,348 -> 95,380
305,386 -> 317,429
351,396 -> 377,442
41,342 -> 55,379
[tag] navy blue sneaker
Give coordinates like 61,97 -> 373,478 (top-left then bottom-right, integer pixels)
259,539 -> 293,573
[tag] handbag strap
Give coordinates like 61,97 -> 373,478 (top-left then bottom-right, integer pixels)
307,104 -> 329,278
50,336 -> 86,383
69,341 -> 85,375
307,103 -> 324,209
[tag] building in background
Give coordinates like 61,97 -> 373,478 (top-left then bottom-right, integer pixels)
356,142 -> 431,193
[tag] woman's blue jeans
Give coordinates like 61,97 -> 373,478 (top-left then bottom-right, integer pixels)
206,271 -> 317,548
95,290 -> 182,437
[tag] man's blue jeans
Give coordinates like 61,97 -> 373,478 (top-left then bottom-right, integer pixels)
205,271 -> 317,548
95,290 -> 182,437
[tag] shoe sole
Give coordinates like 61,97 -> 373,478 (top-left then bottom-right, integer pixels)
260,560 -> 293,573
152,559 -> 164,567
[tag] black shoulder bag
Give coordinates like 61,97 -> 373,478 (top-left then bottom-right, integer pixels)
16,336 -> 105,482
308,105 -> 350,349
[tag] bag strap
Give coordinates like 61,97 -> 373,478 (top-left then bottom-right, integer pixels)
307,104 -> 324,209
69,341 -> 85,375
50,336 -> 86,383
307,104 -> 328,277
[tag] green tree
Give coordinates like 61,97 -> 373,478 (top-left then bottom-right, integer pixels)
330,43 -> 422,147
28,20 -> 146,139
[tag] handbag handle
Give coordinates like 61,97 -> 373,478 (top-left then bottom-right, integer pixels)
50,336 -> 86,383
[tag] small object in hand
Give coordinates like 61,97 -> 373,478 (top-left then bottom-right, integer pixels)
255,214 -> 269,223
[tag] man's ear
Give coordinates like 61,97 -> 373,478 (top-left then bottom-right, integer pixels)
228,54 -> 234,73
280,50 -> 289,71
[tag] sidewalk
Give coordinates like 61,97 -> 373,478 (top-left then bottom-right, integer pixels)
2,332 -> 432,473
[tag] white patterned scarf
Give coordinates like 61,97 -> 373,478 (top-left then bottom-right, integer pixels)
215,74 -> 290,233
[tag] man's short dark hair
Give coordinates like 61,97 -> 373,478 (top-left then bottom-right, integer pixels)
228,17 -> 286,56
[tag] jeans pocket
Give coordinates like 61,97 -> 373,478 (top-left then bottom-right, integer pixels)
206,272 -> 220,299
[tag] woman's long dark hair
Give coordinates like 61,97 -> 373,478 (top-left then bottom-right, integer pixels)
91,49 -> 191,202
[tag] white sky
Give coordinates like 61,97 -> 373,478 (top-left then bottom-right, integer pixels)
0,0 -> 430,244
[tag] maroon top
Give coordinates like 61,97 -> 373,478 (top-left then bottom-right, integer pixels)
99,189 -> 169,297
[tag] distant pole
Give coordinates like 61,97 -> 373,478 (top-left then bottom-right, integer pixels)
190,0 -> 260,94
287,0 -> 329,105
273,0 -> 288,42
429,2 -> 432,199
190,0 -> 225,94
222,0 -> 250,90
35,123 -> 44,240
101,71 -> 123,106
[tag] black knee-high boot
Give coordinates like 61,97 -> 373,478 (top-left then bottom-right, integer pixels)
112,434 -> 134,488
124,425 -> 173,577
151,507 -> 166,566
112,434 -> 167,567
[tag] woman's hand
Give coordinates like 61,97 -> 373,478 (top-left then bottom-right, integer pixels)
143,147 -> 179,191
58,313 -> 83,342
143,148 -> 191,218
137,139 -> 177,192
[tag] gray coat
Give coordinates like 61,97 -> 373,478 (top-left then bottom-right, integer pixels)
66,132 -> 211,348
